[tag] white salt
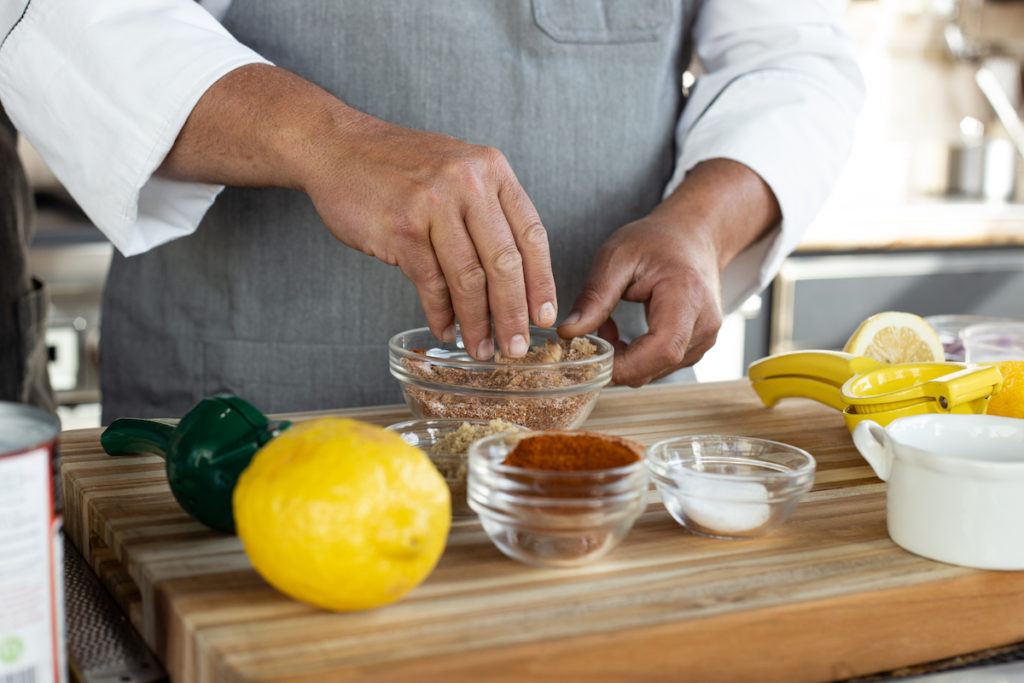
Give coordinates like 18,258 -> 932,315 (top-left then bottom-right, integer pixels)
674,472 -> 770,534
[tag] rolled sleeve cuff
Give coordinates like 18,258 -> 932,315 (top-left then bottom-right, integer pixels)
667,69 -> 857,312
0,0 -> 271,255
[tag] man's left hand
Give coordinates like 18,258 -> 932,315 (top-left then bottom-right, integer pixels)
557,159 -> 781,387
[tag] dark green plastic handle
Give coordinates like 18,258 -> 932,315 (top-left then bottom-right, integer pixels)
101,418 -> 177,458
99,395 -> 289,534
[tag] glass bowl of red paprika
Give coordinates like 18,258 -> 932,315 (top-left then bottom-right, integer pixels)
645,435 -> 815,540
388,325 -> 613,430
467,430 -> 647,568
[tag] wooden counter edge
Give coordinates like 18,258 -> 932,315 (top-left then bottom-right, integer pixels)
265,570 -> 1024,683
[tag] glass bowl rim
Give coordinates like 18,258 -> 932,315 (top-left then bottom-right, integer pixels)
388,325 -> 614,373
385,418 -> 529,460
644,434 -> 816,485
924,314 -> 1021,329
385,417 -> 530,433
469,429 -> 647,479
960,321 -> 1024,342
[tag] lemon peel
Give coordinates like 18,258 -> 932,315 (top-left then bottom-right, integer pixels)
233,417 -> 450,611
985,361 -> 1024,419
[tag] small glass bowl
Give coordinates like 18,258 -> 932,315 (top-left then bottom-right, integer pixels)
960,321 -> 1024,363
923,315 -> 1020,361
385,418 -> 527,517
467,430 -> 647,568
645,435 -> 815,540
388,326 -> 613,430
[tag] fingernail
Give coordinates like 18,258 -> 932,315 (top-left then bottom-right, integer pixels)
509,334 -> 528,357
562,311 -> 581,326
477,338 -> 494,359
539,301 -> 557,327
442,325 -> 456,342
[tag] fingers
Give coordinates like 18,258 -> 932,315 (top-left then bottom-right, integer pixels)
460,204 -> 527,361
445,149 -> 554,360
557,244 -> 629,341
429,212 -> 495,358
498,176 -> 557,329
597,318 -> 627,352
412,148 -> 553,361
457,151 -> 557,360
310,119 -> 553,359
401,243 -> 457,344
611,279 -> 722,387
556,235 -> 721,385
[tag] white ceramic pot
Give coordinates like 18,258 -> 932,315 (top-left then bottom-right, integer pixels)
852,414 -> 1024,570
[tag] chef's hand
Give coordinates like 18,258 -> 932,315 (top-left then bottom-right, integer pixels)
558,159 -> 781,387
304,109 -> 557,361
158,64 -> 557,361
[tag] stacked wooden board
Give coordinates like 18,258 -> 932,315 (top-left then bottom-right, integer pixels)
59,381 -> 1024,681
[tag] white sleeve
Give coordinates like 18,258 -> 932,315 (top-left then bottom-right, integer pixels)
0,0 -> 270,256
667,0 -> 864,312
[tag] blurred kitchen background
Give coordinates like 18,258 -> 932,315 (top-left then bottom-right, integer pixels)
19,0 -> 1024,429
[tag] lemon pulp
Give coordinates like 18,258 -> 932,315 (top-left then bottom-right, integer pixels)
843,311 -> 944,364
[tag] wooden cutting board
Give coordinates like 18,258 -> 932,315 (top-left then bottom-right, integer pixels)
59,380 -> 1024,682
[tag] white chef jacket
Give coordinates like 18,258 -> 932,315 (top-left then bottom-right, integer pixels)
0,0 -> 863,314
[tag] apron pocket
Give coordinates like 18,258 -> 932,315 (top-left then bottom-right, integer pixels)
532,0 -> 672,44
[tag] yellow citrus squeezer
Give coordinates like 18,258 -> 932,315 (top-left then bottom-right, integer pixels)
747,350 -> 1004,431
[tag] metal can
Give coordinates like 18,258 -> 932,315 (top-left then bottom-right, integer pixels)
0,402 -> 65,683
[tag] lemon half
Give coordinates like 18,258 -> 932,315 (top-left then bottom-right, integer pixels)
843,311 -> 944,364
233,417 -> 450,611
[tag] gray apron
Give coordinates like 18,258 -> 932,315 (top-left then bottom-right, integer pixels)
0,104 -> 56,413
101,0 -> 695,421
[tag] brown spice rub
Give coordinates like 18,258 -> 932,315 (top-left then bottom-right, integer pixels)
404,337 -> 599,391
401,337 -> 603,429
429,419 -> 520,517
430,419 -> 520,457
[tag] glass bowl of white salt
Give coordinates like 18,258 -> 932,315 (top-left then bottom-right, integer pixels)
645,435 -> 815,539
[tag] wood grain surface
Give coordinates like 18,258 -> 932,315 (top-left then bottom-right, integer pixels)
58,381 -> 1024,682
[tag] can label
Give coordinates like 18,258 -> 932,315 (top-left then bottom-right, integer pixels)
0,446 -> 66,683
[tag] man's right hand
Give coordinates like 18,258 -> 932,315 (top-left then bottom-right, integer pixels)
158,64 -> 557,360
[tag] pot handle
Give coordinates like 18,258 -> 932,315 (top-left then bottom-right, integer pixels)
851,420 -> 894,482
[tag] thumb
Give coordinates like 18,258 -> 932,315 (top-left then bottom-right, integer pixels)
557,252 -> 631,337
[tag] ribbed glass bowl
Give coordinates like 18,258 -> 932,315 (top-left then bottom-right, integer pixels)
388,326 -> 613,430
385,418 -> 527,517
467,430 -> 647,568
645,435 -> 815,540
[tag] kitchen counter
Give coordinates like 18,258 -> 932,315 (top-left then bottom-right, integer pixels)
753,200 -> 1024,359
58,380 -> 1024,682
797,200 -> 1024,252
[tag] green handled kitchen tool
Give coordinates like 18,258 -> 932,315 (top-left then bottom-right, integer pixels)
101,394 -> 290,533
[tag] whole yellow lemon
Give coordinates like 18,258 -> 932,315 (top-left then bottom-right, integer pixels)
233,417 -> 450,611
986,361 -> 1024,419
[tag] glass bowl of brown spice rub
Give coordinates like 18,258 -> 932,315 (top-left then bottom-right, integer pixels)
467,430 -> 647,568
388,326 -> 614,431
385,418 -> 527,517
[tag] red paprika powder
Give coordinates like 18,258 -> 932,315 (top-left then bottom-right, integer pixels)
502,433 -> 639,471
